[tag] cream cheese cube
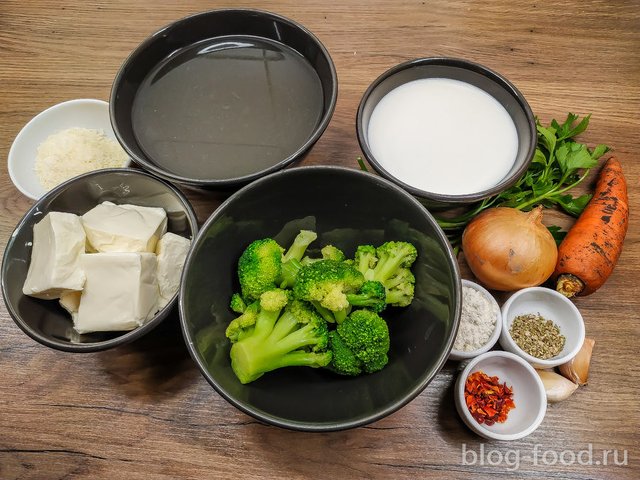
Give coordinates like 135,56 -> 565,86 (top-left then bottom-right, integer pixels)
74,252 -> 159,334
155,232 -> 191,309
59,291 -> 81,323
22,212 -> 86,299
81,201 -> 167,253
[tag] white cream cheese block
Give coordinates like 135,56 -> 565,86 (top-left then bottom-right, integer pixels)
155,232 -> 191,309
74,252 -> 159,333
22,212 -> 86,299
81,201 -> 167,253
59,290 -> 81,323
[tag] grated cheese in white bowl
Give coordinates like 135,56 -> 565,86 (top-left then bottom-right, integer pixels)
35,127 -> 129,190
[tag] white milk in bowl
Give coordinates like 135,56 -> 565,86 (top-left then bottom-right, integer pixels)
367,78 -> 518,195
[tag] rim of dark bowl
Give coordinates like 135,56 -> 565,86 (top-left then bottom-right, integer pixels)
1,168 -> 199,353
179,165 -> 462,431
110,8 -> 339,188
356,57 -> 536,204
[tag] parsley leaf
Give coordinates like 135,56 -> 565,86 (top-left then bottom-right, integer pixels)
435,113 -> 609,242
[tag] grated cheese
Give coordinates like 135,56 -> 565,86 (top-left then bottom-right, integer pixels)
35,127 -> 129,190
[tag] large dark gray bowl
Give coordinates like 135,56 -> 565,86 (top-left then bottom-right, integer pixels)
357,57 -> 536,209
111,8 -> 338,189
1,168 -> 198,352
179,166 -> 461,431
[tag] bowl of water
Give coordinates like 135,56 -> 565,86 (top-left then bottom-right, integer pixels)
111,9 -> 337,188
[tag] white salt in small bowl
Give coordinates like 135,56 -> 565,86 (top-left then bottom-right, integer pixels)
499,287 -> 585,369
455,351 -> 547,441
449,279 -> 502,361
7,99 -> 131,200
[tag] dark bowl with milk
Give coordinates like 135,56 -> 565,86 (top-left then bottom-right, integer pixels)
110,9 -> 337,189
356,57 -> 536,208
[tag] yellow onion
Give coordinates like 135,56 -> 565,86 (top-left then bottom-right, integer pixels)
462,206 -> 558,291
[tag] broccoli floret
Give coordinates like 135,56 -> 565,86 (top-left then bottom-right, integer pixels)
345,280 -> 386,313
327,330 -> 362,376
329,309 -> 390,375
225,301 -> 260,342
226,290 -> 331,384
229,293 -> 247,314
237,231 -> 317,301
237,239 -> 283,301
356,241 -> 417,308
299,244 -> 345,266
372,241 -> 417,282
320,244 -> 346,262
354,244 -> 378,277
293,259 -> 365,323
384,268 -> 416,307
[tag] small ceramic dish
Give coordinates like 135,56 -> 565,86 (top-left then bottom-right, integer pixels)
455,351 -> 546,441
7,98 -> 130,200
449,279 -> 502,361
499,287 -> 586,369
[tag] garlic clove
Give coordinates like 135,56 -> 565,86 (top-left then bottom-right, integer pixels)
559,337 -> 595,385
536,369 -> 579,403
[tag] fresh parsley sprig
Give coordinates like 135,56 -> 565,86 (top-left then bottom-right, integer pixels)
435,113 -> 610,245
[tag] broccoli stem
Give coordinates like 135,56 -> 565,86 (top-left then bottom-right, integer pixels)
311,301 -> 337,324
346,292 -> 381,308
385,290 -> 409,306
252,309 -> 282,340
269,311 -> 301,342
269,351 -> 332,370
279,257 -> 302,288
282,230 -> 317,263
230,323 -> 326,383
372,255 -> 406,283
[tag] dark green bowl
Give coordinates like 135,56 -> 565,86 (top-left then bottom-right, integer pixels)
179,166 -> 461,431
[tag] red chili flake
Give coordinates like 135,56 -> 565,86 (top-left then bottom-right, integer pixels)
464,370 -> 515,426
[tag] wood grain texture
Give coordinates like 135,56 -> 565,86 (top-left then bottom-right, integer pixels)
1,1 -> 638,479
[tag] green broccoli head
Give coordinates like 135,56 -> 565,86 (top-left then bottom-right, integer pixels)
237,231 -> 318,301
293,260 -> 365,313
259,288 -> 290,311
326,309 -> 390,375
320,244 -> 346,262
227,292 -> 331,384
373,241 -> 417,282
237,238 -> 284,301
229,293 -> 247,314
336,309 -> 390,374
225,301 -> 260,343
327,330 -> 362,376
345,280 -> 387,313
384,268 -> 416,307
354,244 -> 378,277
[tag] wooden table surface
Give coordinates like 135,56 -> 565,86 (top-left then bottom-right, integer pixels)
1,1 -> 638,479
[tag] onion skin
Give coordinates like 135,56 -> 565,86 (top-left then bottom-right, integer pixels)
462,206 -> 558,291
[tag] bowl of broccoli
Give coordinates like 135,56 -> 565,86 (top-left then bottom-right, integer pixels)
179,166 -> 461,431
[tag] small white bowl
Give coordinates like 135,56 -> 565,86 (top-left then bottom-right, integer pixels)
499,287 -> 585,369
449,279 -> 502,361
8,98 -> 130,200
455,351 -> 546,441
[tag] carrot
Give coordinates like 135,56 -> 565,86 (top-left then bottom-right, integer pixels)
554,157 -> 629,297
